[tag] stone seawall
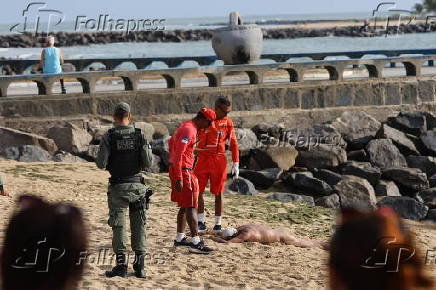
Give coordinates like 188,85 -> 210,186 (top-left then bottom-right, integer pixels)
1,76 -> 435,130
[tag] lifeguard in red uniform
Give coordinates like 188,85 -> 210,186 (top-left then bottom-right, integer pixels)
195,97 -> 239,231
169,108 -> 216,253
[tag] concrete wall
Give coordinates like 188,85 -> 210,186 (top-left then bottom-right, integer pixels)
1,76 -> 435,120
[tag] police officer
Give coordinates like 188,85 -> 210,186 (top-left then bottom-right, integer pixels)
96,102 -> 153,278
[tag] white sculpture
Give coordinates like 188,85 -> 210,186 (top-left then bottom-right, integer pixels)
212,11 -> 263,65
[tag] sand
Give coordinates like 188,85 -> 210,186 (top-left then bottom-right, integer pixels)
0,161 -> 435,289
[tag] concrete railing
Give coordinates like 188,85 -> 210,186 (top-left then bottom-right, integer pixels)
0,54 -> 435,97
2,49 -> 436,75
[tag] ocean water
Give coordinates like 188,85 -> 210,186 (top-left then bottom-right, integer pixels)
0,13 -> 435,61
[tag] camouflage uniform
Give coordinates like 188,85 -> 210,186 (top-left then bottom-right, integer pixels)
96,121 -> 153,255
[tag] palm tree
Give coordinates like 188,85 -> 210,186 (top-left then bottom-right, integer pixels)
414,3 -> 424,13
423,0 -> 436,12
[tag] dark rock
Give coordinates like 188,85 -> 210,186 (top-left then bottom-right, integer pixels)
286,124 -> 346,150
419,129 -> 436,155
375,180 -> 401,197
387,111 -> 427,136
347,149 -> 369,162
296,144 -> 347,169
5,145 -> 52,162
382,167 -> 429,192
239,168 -> 283,189
377,196 -> 429,221
249,147 -> 298,171
366,139 -> 407,169
0,126 -> 58,155
151,137 -> 170,171
266,192 -> 315,205
427,209 -> 436,221
429,174 -> 436,187
415,188 -> 436,208
53,151 -> 87,163
48,123 -> 92,153
406,156 -> 436,176
334,175 -> 377,212
228,178 -> 258,195
312,168 -> 343,186
341,161 -> 381,186
290,172 -> 333,196
331,111 -> 381,149
376,124 -> 420,155
315,194 -> 341,209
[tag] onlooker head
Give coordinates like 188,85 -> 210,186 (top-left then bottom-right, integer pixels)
329,207 -> 433,290
46,36 -> 55,47
1,195 -> 88,290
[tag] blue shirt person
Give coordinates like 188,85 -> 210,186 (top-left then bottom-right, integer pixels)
38,36 -> 66,94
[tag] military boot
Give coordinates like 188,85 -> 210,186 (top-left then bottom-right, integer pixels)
132,253 -> 146,278
105,253 -> 127,278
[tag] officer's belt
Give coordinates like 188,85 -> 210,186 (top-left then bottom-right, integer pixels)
109,176 -> 142,185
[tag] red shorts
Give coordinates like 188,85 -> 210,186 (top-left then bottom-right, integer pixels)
194,153 -> 228,195
169,166 -> 199,208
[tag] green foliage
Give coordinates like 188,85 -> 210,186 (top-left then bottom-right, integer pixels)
415,0 -> 436,12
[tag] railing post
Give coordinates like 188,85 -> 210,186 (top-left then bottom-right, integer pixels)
0,81 -> 9,97
78,77 -> 97,94
247,71 -> 264,84
205,73 -> 222,87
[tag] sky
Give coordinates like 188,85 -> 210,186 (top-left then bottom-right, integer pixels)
0,0 -> 421,24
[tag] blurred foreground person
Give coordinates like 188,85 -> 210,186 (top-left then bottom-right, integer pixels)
209,224 -> 327,249
1,195 -> 88,290
329,207 -> 433,290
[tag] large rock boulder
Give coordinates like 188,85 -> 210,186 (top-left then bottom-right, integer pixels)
334,175 -> 377,212
291,172 -> 333,196
295,144 -> 347,169
53,151 -> 87,163
266,192 -> 314,205
376,124 -> 419,156
406,156 -> 436,176
347,149 -> 369,162
387,111 -> 427,136
48,123 -> 92,153
375,180 -> 401,197
286,124 -> 346,150
315,194 -> 341,209
331,111 -> 381,149
144,154 -> 161,173
151,137 -> 170,172
429,174 -> 436,187
235,128 -> 258,152
366,139 -> 407,169
419,129 -> 436,155
312,169 -> 343,186
377,196 -> 429,221
239,168 -> 283,189
341,161 -> 381,186
134,122 -> 155,141
382,167 -> 429,193
228,178 -> 258,195
415,188 -> 436,208
83,145 -> 99,161
150,122 -> 169,140
0,126 -> 58,155
88,125 -> 111,143
5,145 -> 52,162
249,147 -> 298,171
427,209 -> 436,221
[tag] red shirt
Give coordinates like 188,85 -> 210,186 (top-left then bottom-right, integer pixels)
168,120 -> 198,180
197,117 -> 239,162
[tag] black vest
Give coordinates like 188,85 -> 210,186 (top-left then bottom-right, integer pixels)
106,128 -> 143,178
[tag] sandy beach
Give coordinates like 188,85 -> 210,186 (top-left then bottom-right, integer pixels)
0,161 -> 434,289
